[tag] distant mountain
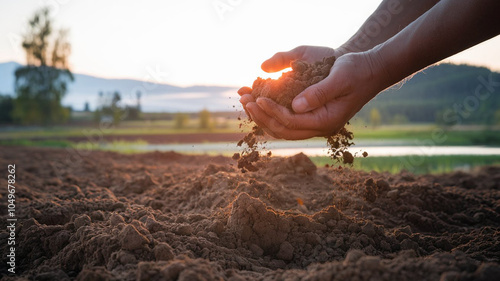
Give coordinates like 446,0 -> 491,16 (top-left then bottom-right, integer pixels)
1,61 -> 499,121
0,61 -> 240,112
357,63 -> 500,124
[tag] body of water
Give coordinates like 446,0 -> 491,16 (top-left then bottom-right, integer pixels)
102,140 -> 500,157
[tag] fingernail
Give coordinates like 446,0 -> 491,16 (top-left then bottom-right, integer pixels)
293,97 -> 309,112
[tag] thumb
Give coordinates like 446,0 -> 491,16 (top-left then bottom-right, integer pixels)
261,50 -> 301,73
292,69 -> 347,113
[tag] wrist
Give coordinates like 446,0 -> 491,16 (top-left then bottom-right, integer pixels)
362,47 -> 394,95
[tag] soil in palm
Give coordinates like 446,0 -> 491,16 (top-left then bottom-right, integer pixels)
236,56 -> 363,172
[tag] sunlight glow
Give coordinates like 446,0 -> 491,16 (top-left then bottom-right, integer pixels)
258,68 -> 292,81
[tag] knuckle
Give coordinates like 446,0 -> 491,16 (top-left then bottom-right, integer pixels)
279,117 -> 296,130
294,45 -> 306,53
269,119 -> 287,136
272,108 -> 297,130
268,118 -> 282,131
262,127 -> 277,139
275,51 -> 287,60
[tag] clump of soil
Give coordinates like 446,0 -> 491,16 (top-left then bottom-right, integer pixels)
252,56 -> 337,111
233,125 -> 266,173
2,147 -> 499,280
237,56 -> 362,170
326,126 -> 358,165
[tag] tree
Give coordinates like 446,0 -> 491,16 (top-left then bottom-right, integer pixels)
494,110 -> 500,125
13,7 -> 73,125
369,108 -> 382,128
0,95 -> 14,124
136,90 -> 142,112
124,90 -> 142,120
199,109 -> 212,130
174,112 -> 190,129
111,92 -> 122,124
124,106 -> 140,121
94,91 -> 124,125
391,114 -> 409,125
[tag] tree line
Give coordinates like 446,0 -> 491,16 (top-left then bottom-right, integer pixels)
355,63 -> 500,126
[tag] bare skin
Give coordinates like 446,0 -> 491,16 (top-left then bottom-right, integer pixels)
239,0 -> 500,140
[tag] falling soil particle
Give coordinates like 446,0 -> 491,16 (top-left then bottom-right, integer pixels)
235,125 -> 266,173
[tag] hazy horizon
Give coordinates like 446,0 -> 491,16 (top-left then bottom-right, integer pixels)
2,59 -> 499,89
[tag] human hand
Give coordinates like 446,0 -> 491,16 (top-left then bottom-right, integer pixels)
239,51 -> 388,140
237,45 -> 347,128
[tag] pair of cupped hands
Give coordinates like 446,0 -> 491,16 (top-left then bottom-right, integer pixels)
238,45 -> 387,140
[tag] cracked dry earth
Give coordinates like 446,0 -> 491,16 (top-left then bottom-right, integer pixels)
0,146 -> 499,280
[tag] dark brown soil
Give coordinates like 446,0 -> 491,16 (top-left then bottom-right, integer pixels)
237,56 -> 360,170
0,133 -> 248,145
326,127 -> 356,165
235,125 -> 268,173
251,56 -> 336,111
1,146 -> 499,280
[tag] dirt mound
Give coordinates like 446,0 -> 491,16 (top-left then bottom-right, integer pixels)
1,146 -> 499,280
228,193 -> 290,255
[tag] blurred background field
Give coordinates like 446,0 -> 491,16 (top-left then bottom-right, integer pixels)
1,112 -> 499,174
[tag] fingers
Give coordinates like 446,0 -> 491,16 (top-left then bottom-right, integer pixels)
256,96 -> 350,135
256,97 -> 325,131
238,93 -> 255,121
245,102 -> 280,139
242,95 -> 342,140
239,94 -> 254,106
261,47 -> 304,73
237,87 -> 252,96
241,95 -> 321,139
292,65 -> 351,113
247,101 -> 323,140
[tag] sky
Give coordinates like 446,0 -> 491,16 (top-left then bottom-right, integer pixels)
1,0 -> 500,88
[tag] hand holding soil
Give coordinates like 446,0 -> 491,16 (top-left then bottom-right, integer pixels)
236,51 -> 369,172
239,48 -> 382,141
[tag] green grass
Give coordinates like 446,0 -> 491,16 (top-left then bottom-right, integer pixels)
0,139 -> 73,148
72,140 -> 149,154
2,122 -> 498,147
351,124 -> 500,145
310,155 -> 500,175
0,139 -> 151,154
0,118 -> 248,139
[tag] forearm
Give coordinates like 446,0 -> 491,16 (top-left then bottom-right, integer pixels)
372,0 -> 500,89
338,0 -> 439,55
